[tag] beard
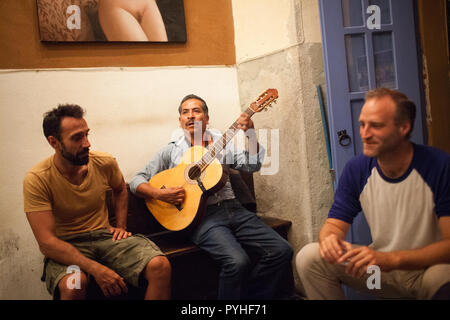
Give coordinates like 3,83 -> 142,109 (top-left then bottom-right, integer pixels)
362,134 -> 402,158
60,144 -> 90,166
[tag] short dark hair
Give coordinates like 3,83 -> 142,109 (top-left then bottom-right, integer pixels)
365,88 -> 416,139
43,104 -> 85,140
178,94 -> 209,115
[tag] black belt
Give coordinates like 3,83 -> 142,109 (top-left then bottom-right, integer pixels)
207,198 -> 235,207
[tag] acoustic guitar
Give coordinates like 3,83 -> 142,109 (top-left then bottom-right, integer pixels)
145,89 -> 279,231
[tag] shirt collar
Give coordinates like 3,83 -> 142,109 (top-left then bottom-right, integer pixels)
174,129 -> 220,147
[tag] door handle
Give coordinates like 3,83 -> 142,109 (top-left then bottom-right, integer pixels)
337,130 -> 352,147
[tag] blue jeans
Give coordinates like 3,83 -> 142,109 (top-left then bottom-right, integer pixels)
190,199 -> 293,300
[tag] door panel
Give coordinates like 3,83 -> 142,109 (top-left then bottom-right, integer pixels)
373,32 -> 397,88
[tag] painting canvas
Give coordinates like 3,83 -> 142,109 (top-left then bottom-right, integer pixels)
36,0 -> 186,42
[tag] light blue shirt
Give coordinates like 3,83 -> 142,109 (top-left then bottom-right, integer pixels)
129,130 -> 265,205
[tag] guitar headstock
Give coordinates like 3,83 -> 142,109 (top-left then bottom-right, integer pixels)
249,88 -> 279,113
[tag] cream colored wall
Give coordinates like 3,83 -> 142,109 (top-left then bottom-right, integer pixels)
233,0 -> 322,63
0,67 -> 241,299
233,0 -> 295,62
232,0 -> 334,295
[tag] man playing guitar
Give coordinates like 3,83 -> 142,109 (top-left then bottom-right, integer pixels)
130,94 -> 293,299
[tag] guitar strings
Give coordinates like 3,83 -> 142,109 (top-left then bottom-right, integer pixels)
191,91 -> 275,176
196,108 -> 255,173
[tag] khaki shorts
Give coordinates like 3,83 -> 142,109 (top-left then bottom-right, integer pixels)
42,229 -> 164,298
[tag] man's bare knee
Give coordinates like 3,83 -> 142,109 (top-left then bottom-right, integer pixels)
144,256 -> 171,279
58,271 -> 88,300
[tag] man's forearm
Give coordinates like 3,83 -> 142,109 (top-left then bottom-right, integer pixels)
246,129 -> 260,156
135,183 -> 160,200
113,182 -> 128,229
392,217 -> 450,270
393,239 -> 450,270
319,219 -> 348,243
40,237 -> 102,276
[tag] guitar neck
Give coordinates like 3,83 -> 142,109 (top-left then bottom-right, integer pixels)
198,107 -> 255,170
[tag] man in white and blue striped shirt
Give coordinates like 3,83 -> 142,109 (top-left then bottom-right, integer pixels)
296,88 -> 450,299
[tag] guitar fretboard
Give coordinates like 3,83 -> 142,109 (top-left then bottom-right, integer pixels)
197,107 -> 255,171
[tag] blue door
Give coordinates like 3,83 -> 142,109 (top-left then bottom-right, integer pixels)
318,0 -> 426,298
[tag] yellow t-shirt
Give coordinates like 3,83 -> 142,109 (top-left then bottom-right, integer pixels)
23,151 -> 123,238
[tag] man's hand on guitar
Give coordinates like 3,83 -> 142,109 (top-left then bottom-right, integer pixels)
237,112 -> 254,132
156,186 -> 185,206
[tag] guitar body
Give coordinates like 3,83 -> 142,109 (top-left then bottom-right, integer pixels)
145,88 -> 278,231
145,146 -> 228,231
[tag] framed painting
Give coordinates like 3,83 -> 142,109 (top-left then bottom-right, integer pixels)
36,0 -> 186,42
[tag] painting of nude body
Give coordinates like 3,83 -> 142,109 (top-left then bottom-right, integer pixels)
36,0 -> 186,42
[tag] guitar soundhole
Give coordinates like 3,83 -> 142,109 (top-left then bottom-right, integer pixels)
188,165 -> 202,181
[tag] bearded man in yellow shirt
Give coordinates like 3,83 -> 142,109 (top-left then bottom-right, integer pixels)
23,104 -> 171,300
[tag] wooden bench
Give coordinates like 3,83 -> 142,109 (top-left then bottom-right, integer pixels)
89,170 -> 294,299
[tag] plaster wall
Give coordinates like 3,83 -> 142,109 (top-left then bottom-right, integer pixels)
232,0 -> 334,294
